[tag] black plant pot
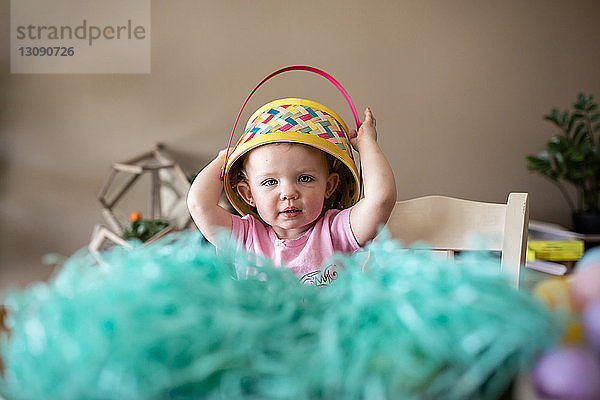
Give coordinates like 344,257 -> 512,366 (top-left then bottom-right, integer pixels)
572,212 -> 600,234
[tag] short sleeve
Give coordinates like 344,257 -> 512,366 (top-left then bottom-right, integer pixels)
230,214 -> 248,244
322,207 -> 360,253
230,213 -> 272,254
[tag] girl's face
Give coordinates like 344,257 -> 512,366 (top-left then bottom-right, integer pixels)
236,143 -> 339,240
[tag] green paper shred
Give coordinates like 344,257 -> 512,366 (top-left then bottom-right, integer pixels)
0,232 -> 560,400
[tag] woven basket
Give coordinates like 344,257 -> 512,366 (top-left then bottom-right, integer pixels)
222,66 -> 361,222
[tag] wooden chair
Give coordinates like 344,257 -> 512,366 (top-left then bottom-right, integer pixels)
384,193 -> 529,288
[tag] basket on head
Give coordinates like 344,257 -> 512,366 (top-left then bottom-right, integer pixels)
221,66 -> 362,223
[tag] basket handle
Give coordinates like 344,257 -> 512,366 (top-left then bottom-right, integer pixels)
221,65 -> 360,180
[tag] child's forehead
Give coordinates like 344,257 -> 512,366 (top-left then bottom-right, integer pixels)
255,142 -> 313,152
247,142 -> 324,160
243,143 -> 328,170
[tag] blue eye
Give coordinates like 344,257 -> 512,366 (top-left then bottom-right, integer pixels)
262,179 -> 277,186
298,175 -> 314,183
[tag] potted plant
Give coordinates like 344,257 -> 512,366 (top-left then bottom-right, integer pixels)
526,93 -> 600,234
122,212 -> 172,243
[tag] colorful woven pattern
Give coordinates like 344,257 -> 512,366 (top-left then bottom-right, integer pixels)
243,104 -> 353,156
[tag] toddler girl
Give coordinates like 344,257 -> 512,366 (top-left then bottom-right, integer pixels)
188,105 -> 396,284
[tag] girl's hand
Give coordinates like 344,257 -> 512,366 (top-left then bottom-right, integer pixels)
349,107 -> 377,151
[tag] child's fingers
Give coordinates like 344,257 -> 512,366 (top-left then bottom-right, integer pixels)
218,149 -> 228,158
363,107 -> 375,126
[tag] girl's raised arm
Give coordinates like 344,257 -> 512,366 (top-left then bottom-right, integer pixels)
348,108 -> 397,246
187,150 -> 233,245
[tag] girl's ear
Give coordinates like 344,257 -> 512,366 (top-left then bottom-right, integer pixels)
325,172 -> 340,199
236,182 -> 255,206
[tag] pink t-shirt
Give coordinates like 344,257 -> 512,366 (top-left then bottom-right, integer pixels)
230,208 -> 360,284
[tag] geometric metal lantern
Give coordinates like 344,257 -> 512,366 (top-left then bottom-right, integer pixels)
88,224 -> 131,257
89,143 -> 192,255
97,143 -> 192,235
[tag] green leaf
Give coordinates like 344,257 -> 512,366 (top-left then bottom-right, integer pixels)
544,108 -> 561,126
548,135 -> 572,152
553,152 -> 565,174
575,93 -> 589,109
571,112 -> 584,120
571,151 -> 585,162
561,111 -> 569,126
526,152 -> 559,180
567,114 -> 577,134
538,150 -> 550,161
573,123 -> 586,143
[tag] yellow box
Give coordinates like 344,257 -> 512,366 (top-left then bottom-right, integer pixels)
527,240 -> 584,261
526,247 -> 536,261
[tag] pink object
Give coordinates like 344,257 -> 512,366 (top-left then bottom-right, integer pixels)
570,262 -> 600,309
221,65 -> 360,180
583,299 -> 600,353
533,346 -> 600,399
230,207 -> 359,282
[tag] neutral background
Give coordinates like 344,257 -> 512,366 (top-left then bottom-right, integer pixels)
1,0 -> 600,288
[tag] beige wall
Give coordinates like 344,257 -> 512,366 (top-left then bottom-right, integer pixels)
1,0 -> 600,287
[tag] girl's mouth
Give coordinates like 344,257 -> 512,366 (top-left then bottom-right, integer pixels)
281,208 -> 302,217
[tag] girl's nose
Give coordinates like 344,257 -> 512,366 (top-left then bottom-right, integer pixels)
280,182 -> 299,200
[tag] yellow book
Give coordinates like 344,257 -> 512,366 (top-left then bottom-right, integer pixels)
526,247 -> 536,261
527,240 -> 584,261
